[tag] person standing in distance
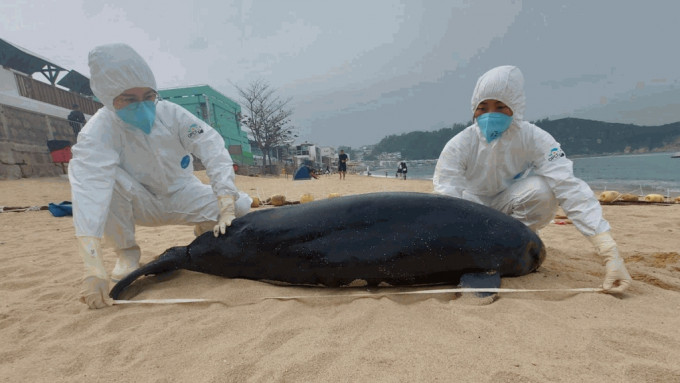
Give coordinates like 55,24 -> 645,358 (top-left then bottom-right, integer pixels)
400,161 -> 407,180
433,65 -> 631,294
338,149 -> 348,180
67,104 -> 86,137
69,43 -> 252,309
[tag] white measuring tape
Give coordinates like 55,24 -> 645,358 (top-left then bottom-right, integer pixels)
112,286 -> 604,305
113,298 -> 212,305
263,287 -> 604,300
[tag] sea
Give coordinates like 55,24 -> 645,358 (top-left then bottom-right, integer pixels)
367,152 -> 680,198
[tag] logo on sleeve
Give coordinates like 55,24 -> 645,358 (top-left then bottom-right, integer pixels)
187,123 -> 204,138
547,147 -> 565,162
180,154 -> 191,169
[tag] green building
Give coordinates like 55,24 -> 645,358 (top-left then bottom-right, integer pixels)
159,85 -> 253,165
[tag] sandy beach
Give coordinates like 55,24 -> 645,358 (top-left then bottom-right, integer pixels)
1,172 -> 679,382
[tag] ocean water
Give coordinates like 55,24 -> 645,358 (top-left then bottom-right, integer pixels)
571,152 -> 679,196
369,152 -> 680,197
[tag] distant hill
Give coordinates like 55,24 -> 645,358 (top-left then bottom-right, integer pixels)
366,118 -> 680,160
537,118 -> 680,156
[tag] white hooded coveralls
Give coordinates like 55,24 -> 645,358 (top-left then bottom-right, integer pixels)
69,43 -> 251,250
433,65 -> 609,236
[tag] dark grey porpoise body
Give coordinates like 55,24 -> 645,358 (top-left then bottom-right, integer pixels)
110,192 -> 545,299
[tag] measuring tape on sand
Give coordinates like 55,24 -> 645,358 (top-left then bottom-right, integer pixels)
112,286 -> 604,305
113,298 -> 213,305
263,287 -> 604,300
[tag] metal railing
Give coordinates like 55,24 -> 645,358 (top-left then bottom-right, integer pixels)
14,73 -> 102,115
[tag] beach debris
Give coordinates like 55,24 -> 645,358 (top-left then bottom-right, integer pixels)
327,193 -> 342,199
619,193 -> 640,202
0,205 -> 48,213
595,190 -> 675,205
250,196 -> 262,207
675,196 -> 680,204
553,214 -> 573,225
260,194 -> 299,207
300,193 -> 315,204
268,195 -> 287,206
598,191 -> 620,203
48,201 -> 73,217
644,194 -> 665,203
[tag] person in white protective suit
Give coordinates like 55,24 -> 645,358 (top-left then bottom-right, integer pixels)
433,65 -> 632,294
69,43 -> 252,309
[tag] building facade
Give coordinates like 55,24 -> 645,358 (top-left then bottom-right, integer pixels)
159,85 -> 254,165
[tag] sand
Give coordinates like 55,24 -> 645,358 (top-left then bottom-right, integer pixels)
1,172 -> 679,382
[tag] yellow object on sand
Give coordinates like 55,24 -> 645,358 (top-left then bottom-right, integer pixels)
250,196 -> 261,207
619,193 -> 639,202
269,195 -> 286,206
327,193 -> 342,199
598,191 -> 620,203
300,193 -> 314,204
644,194 -> 665,203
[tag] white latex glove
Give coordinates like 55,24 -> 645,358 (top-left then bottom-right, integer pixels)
77,236 -> 113,309
213,195 -> 236,237
588,231 -> 632,293
80,276 -> 112,309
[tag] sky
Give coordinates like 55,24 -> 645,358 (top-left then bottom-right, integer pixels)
2,0 -> 679,148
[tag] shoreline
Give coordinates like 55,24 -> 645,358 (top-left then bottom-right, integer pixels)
359,171 -> 680,198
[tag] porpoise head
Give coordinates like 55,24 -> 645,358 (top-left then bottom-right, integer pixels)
499,232 -> 546,277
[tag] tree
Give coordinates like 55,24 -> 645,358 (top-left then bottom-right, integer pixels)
234,79 -> 297,172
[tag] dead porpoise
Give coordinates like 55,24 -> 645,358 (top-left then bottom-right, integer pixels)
110,192 -> 545,299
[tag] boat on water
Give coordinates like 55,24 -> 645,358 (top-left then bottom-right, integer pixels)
672,152 -> 680,158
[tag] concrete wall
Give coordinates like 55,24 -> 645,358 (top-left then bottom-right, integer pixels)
0,103 -> 77,179
0,67 -> 95,179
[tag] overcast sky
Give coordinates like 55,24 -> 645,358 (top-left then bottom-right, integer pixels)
2,0 -> 679,147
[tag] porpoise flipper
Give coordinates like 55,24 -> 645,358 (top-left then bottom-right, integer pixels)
459,271 -> 501,299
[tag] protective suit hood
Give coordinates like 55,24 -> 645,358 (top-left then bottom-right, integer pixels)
88,43 -> 157,111
471,65 -> 525,121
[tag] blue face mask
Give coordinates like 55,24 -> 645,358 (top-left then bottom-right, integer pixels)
116,101 -> 156,134
476,112 -> 513,143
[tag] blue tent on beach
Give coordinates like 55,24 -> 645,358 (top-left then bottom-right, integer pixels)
293,165 -> 312,180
